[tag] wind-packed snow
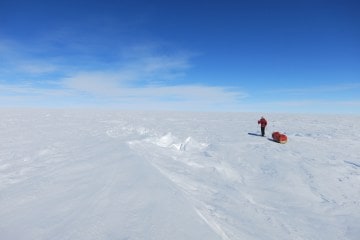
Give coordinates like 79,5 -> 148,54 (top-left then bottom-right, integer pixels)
0,109 -> 359,240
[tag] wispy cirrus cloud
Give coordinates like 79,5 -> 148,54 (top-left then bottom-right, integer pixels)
60,71 -> 247,111
61,46 -> 195,94
0,39 -> 60,77
0,79 -> 247,111
16,61 -> 58,75
0,40 -> 247,111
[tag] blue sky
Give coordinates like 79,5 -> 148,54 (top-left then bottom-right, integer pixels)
0,0 -> 359,113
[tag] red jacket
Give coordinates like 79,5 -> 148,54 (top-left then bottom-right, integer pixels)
258,118 -> 267,127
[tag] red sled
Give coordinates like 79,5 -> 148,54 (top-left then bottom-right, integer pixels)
272,132 -> 287,144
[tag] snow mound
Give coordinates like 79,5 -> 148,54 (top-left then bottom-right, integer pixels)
180,137 -> 209,152
147,132 -> 209,152
153,132 -> 177,148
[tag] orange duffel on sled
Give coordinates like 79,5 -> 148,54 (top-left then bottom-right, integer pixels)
272,132 -> 287,144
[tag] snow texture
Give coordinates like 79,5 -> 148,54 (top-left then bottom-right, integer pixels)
0,109 -> 359,240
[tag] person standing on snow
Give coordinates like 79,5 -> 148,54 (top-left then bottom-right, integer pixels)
258,116 -> 267,137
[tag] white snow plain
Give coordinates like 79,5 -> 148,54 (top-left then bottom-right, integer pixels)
0,109 -> 359,240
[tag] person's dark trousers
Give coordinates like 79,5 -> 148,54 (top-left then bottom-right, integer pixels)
261,127 -> 265,136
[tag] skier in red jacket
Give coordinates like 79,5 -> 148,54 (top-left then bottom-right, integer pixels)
258,117 -> 267,137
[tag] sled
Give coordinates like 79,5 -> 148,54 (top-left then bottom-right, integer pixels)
272,132 -> 287,144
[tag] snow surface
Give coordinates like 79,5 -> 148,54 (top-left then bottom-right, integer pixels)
0,109 -> 359,240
